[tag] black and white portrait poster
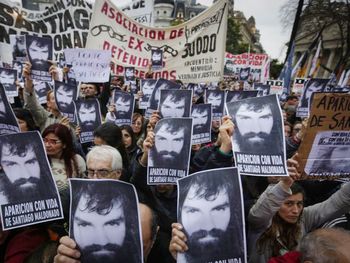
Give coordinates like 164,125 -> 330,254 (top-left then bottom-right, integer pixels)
74,99 -> 102,143
0,131 -> 63,230
148,118 -> 193,185
177,167 -> 246,263
205,90 -> 225,120
151,49 -> 163,70
188,83 -> 206,101
292,78 -> 308,96
0,84 -> 20,135
254,83 -> 271,97
26,35 -> 53,82
69,179 -> 143,263
0,67 -> 17,97
239,67 -> 250,81
10,35 -> 27,62
34,81 -> 52,104
124,67 -> 135,84
226,90 -> 259,103
191,104 -> 212,145
54,81 -> 78,122
296,78 -> 329,118
140,79 -> 157,109
304,131 -> 350,177
113,90 -> 135,126
146,78 -> 181,117
129,81 -> 139,95
12,61 -> 23,83
158,89 -> 192,118
226,95 -> 288,176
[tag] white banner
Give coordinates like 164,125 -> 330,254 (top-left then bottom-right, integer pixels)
86,0 -> 228,83
0,0 -> 92,64
116,0 -> 154,26
224,52 -> 269,83
64,48 -> 111,82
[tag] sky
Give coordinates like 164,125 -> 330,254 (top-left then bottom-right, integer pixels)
197,0 -> 291,61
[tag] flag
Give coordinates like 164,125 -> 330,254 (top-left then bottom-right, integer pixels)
278,42 -> 295,96
308,39 -> 322,77
296,32 -> 322,78
291,52 -> 305,78
341,70 -> 350,87
261,57 -> 270,84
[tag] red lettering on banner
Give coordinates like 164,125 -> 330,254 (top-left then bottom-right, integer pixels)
169,28 -> 184,39
127,36 -> 143,51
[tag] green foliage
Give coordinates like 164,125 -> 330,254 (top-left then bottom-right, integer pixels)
270,59 -> 284,79
226,16 -> 250,54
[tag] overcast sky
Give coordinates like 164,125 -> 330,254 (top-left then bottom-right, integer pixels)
197,0 -> 291,61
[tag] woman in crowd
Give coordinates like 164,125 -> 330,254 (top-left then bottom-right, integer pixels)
13,108 -> 39,132
93,122 -> 131,181
121,125 -> 141,165
248,161 -> 350,262
42,123 -> 86,191
132,112 -> 145,141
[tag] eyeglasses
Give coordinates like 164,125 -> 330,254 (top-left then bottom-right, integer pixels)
86,169 -> 114,179
43,138 -> 62,145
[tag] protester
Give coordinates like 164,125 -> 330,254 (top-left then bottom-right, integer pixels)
132,112 -> 145,141
42,124 -> 86,191
121,125 -> 141,165
22,62 -> 71,131
248,156 -> 350,263
13,108 -> 39,132
93,122 -> 131,180
298,228 -> 350,262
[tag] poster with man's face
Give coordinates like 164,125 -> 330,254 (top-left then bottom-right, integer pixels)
239,67 -> 250,81
34,80 -> 52,104
10,35 -> 27,62
113,90 -> 135,126
140,79 -> 157,109
191,104 -> 212,145
69,179 -> 143,263
0,67 -> 17,97
148,118 -> 193,185
254,83 -> 270,97
26,35 -> 53,82
296,78 -> 329,118
188,83 -> 206,101
304,131 -> 350,177
177,167 -> 246,263
0,84 -> 20,135
74,99 -> 102,143
226,90 -> 258,103
0,131 -> 63,230
54,81 -> 78,122
205,90 -> 225,120
146,78 -> 181,117
158,89 -> 192,118
292,78 -> 308,95
226,94 -> 288,176
151,49 -> 163,69
12,60 -> 23,83
124,67 -> 135,84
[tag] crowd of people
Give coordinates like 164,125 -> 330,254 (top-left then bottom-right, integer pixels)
0,51 -> 350,263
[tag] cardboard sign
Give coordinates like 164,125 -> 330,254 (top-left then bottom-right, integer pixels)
297,93 -> 350,179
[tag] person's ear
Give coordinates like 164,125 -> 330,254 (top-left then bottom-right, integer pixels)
112,169 -> 122,180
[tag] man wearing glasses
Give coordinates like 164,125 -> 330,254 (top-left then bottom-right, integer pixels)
85,145 -> 123,180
